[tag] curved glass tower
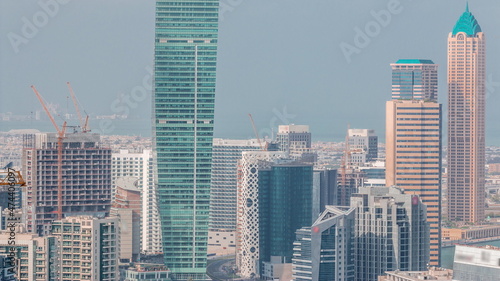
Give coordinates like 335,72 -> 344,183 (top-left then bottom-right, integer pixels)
153,1 -> 219,280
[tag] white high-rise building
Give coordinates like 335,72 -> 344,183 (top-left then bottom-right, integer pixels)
276,125 -> 312,158
236,151 -> 286,277
347,129 -> 378,165
111,150 -> 161,254
208,139 -> 261,255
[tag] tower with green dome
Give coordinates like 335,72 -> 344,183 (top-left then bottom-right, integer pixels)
447,2 -> 486,224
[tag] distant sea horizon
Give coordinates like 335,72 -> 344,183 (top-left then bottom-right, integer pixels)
2,119 -> 500,146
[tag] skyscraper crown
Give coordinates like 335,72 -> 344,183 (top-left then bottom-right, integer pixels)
452,2 -> 482,36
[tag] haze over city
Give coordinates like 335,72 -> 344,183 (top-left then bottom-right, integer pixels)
1,1 -> 500,280
1,1 -> 500,143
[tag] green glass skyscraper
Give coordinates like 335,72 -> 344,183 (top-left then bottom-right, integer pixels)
153,1 -> 219,280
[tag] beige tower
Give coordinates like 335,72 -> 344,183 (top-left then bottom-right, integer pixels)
386,99 -> 442,266
447,4 -> 486,223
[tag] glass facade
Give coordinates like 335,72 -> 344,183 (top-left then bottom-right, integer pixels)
153,0 -> 219,277
258,164 -> 313,267
391,59 -> 438,101
292,206 -> 356,281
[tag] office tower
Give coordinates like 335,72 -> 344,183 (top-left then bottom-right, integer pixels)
352,187 -> 429,281
386,58 -> 442,266
208,139 -> 261,254
0,232 -> 53,281
276,125 -> 315,161
386,99 -> 442,266
292,187 -> 428,281
111,177 -> 142,263
347,129 -> 378,165
22,132 -> 111,235
391,59 -> 438,101
111,150 -> 160,254
453,245 -> 500,281
292,206 -> 355,281
153,0 -> 219,278
50,216 -> 119,281
236,151 -> 286,278
312,169 -> 338,219
447,4 -> 486,223
258,162 -> 313,280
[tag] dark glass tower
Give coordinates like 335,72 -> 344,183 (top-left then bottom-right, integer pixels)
153,1 -> 219,279
258,163 -> 313,271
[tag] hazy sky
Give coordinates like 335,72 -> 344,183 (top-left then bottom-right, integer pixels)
1,0 -> 500,143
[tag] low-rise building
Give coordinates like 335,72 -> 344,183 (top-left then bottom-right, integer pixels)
378,267 -> 453,280
453,244 -> 500,281
442,225 -> 500,241
123,263 -> 170,281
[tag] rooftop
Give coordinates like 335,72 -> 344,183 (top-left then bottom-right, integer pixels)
394,59 -> 435,64
452,2 -> 482,36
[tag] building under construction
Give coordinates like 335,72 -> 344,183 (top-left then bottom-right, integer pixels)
22,132 -> 112,235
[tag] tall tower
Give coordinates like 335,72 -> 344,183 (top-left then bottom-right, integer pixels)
153,1 -> 219,279
386,99 -> 442,265
386,59 -> 442,266
447,3 -> 486,223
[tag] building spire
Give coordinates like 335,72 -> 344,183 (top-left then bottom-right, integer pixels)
452,2 -> 482,36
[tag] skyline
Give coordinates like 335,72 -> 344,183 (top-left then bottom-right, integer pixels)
1,2 -> 500,280
1,1 -> 500,144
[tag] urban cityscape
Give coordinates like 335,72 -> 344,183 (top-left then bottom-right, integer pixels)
1,1 -> 500,281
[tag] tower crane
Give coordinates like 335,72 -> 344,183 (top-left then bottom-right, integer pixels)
248,114 -> 265,151
31,85 -> 66,220
66,82 -> 90,133
0,169 -> 26,186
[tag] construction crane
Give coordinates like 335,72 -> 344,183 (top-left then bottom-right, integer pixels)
248,114 -> 265,151
0,170 -> 26,186
31,85 -> 67,220
66,82 -> 90,133
339,124 -> 350,206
